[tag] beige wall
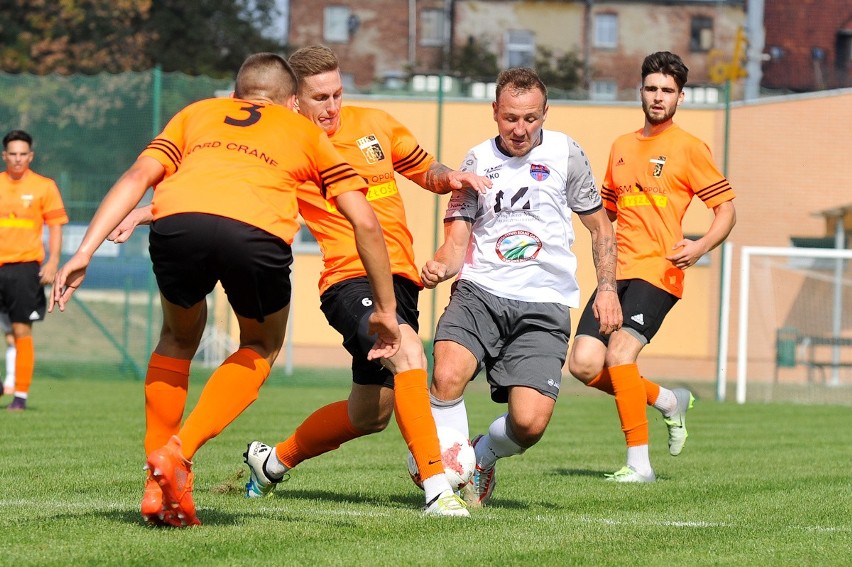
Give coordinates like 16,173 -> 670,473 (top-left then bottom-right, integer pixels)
265,89 -> 852,379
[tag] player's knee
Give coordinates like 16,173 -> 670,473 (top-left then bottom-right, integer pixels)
350,411 -> 391,434
430,365 -> 469,400
567,356 -> 598,384
509,417 -> 547,447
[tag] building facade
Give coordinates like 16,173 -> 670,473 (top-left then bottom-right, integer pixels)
761,0 -> 852,92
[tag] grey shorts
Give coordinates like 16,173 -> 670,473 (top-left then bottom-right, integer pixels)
434,279 -> 571,403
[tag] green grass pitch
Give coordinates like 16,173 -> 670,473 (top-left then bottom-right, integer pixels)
0,368 -> 849,566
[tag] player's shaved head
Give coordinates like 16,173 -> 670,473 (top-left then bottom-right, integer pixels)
234,52 -> 297,104
288,45 -> 340,82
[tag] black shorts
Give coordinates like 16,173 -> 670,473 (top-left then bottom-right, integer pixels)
149,213 -> 292,321
576,278 -> 678,346
0,262 -> 45,324
320,275 -> 420,387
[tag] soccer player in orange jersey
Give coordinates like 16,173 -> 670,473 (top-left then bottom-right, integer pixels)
568,51 -> 737,482
50,53 -> 401,527
0,130 -> 68,411
240,45 -> 491,517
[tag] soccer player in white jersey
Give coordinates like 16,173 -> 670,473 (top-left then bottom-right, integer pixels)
421,67 -> 622,506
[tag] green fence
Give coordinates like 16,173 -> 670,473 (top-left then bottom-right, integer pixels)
2,70 -> 234,381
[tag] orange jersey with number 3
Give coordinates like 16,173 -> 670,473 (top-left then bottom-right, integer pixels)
600,125 -> 735,298
141,97 -> 367,244
297,106 -> 435,294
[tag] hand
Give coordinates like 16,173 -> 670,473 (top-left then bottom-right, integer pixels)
108,207 -> 150,243
49,252 -> 92,313
420,260 -> 448,289
666,238 -> 707,270
38,262 -> 58,286
365,310 -> 401,360
447,171 -> 492,194
592,289 -> 622,336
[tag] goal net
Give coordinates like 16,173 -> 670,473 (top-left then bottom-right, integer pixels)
735,246 -> 852,405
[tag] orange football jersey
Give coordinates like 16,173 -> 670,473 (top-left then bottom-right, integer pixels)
600,124 -> 735,298
0,170 -> 68,264
141,97 -> 366,245
297,106 -> 435,294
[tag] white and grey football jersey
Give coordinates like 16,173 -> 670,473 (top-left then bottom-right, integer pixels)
445,130 -> 601,306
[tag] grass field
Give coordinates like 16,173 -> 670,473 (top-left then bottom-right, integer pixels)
1,368 -> 850,566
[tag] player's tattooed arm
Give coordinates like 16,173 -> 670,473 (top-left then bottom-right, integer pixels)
411,162 -> 491,195
580,208 -> 622,333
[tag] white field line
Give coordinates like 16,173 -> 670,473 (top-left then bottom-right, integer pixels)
1,500 -> 849,533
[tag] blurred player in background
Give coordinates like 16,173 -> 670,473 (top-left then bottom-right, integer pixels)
241,45 -> 490,516
422,67 -> 621,506
568,51 -> 736,482
51,52 -> 400,527
0,129 -> 67,411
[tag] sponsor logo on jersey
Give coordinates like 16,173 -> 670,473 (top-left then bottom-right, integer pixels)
495,230 -> 542,262
357,134 -> 385,164
616,157 -> 625,166
650,155 -> 667,177
485,164 -> 502,179
529,163 -> 550,181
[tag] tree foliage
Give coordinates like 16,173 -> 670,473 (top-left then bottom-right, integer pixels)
449,36 -> 499,82
0,0 -> 284,76
535,46 -> 584,94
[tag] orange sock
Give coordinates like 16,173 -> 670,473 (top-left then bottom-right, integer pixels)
587,367 -> 661,406
13,336 -> 34,394
144,353 -> 190,455
608,363 -> 649,447
275,400 -> 363,469
394,369 -> 443,481
178,348 -> 270,459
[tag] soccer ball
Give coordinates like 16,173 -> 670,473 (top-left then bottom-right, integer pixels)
407,427 -> 476,491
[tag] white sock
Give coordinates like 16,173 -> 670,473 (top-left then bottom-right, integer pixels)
626,445 -> 653,476
474,413 -> 525,470
653,387 -> 676,416
264,447 -> 289,478
429,394 -> 469,439
422,476 -> 453,505
4,345 -> 15,389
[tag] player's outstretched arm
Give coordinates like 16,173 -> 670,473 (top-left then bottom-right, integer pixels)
334,190 -> 401,360
108,204 -> 154,244
409,162 -> 491,195
421,219 -> 472,289
579,208 -> 622,335
51,157 -> 164,313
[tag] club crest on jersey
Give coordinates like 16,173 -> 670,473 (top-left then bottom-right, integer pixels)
529,164 -> 549,181
357,135 -> 385,164
650,155 -> 667,177
20,194 -> 33,208
495,230 -> 542,262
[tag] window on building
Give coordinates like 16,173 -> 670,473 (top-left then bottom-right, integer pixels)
590,79 -> 617,101
594,13 -> 618,49
421,8 -> 445,46
324,6 -> 351,43
836,32 -> 852,76
690,16 -> 714,52
505,29 -> 535,68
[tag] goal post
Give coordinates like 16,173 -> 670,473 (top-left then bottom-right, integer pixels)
735,246 -> 852,404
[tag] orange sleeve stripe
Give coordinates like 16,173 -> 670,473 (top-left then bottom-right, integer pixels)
394,146 -> 430,174
147,138 -> 182,169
